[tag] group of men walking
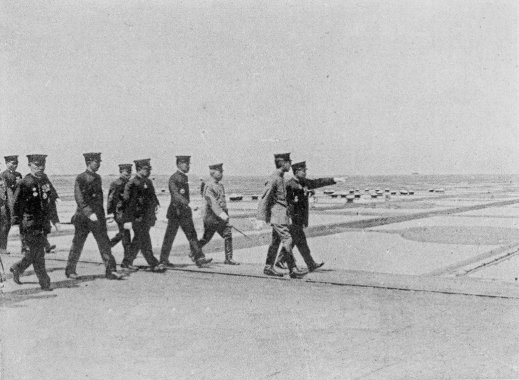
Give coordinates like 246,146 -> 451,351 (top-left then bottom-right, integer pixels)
257,153 -> 345,279
1,151 -> 341,291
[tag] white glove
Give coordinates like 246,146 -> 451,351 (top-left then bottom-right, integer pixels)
54,222 -> 61,232
253,219 -> 265,230
219,212 -> 229,222
123,222 -> 132,230
334,177 -> 347,183
89,214 -> 98,222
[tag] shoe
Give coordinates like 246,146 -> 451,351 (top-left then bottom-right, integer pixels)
196,257 -> 213,267
152,263 -> 167,272
289,267 -> 308,279
106,272 -> 124,280
188,253 -> 196,263
275,261 -> 287,270
160,261 -> 176,268
224,258 -> 240,265
308,262 -> 324,272
41,286 -> 53,291
65,272 -> 80,280
120,264 -> 139,272
45,244 -> 56,253
263,265 -> 283,277
10,267 -> 22,285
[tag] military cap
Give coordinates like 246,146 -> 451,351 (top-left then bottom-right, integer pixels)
27,154 -> 47,165
209,163 -> 223,171
118,163 -> 133,172
274,153 -> 291,162
4,155 -> 18,163
134,159 -> 151,169
83,152 -> 102,163
176,155 -> 191,164
291,161 -> 307,172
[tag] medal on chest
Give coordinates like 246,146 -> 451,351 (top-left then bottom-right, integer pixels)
180,188 -> 185,195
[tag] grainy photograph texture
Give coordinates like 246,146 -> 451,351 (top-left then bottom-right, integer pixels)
1,1 -> 518,379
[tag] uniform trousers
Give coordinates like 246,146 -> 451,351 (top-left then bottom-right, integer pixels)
66,216 -> 117,275
160,215 -> 203,263
110,222 -> 132,263
277,225 -> 317,268
11,230 -> 50,289
124,221 -> 159,267
265,223 -> 296,268
0,205 -> 8,250
199,221 -> 232,254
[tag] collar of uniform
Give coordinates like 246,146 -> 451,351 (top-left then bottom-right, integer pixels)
276,168 -> 285,177
176,170 -> 187,177
29,173 -> 43,180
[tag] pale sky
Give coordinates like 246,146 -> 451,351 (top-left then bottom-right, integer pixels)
1,0 -> 518,176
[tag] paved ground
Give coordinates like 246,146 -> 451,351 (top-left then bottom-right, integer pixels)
1,188 -> 519,379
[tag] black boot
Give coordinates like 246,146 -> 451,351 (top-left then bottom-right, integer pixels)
196,257 -> 213,267
308,261 -> 325,272
289,266 -> 308,279
10,267 -> 22,285
263,265 -> 283,277
224,237 -> 239,265
285,253 -> 307,278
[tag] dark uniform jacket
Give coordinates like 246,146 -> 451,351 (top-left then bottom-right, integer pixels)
73,170 -> 106,222
0,177 -> 7,209
122,175 -> 159,226
201,179 -> 228,226
12,174 -> 53,234
166,170 -> 191,219
257,169 -> 289,225
41,173 -> 59,225
107,176 -> 129,222
286,177 -> 335,227
0,169 -> 22,219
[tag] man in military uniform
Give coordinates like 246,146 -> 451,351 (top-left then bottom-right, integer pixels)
65,153 -> 122,280
107,163 -> 133,265
9,155 -> 53,290
0,155 -> 24,255
121,159 -> 166,272
276,161 -> 345,271
8,164 -> 62,280
198,163 -> 239,265
256,153 -> 307,279
160,155 -> 212,268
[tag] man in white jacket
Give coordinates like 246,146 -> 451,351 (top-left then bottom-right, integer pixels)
199,163 -> 239,265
